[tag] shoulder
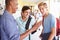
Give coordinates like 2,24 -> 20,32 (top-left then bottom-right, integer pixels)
48,13 -> 55,20
16,17 -> 21,20
30,15 -> 36,24
16,17 -> 22,23
30,15 -> 36,21
49,14 -> 55,18
49,13 -> 56,24
30,15 -> 35,19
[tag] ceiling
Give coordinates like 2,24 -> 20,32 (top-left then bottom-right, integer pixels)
22,0 -> 47,3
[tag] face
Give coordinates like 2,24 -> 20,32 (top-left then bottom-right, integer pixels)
10,0 -> 18,13
39,5 -> 48,16
21,9 -> 31,19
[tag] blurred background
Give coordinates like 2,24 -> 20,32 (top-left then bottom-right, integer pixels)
0,0 -> 60,40
0,0 -> 60,18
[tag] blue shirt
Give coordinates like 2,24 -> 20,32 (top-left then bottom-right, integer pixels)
0,10 -> 20,40
43,14 -> 56,33
16,15 -> 36,40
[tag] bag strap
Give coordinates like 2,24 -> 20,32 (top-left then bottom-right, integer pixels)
25,16 -> 32,40
25,16 -> 32,30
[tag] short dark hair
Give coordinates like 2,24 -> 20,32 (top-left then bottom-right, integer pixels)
22,6 -> 30,12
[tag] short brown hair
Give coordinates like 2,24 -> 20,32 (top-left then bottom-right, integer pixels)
22,6 -> 30,12
38,2 -> 47,8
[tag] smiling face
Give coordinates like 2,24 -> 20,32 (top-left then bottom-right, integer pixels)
21,9 -> 31,19
21,6 -> 31,19
39,6 -> 48,16
38,2 -> 48,16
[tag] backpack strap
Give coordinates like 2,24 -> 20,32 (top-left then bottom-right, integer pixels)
25,16 -> 32,40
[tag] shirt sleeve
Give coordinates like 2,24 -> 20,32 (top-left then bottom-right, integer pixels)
4,18 -> 20,40
51,16 -> 56,28
29,16 -> 36,29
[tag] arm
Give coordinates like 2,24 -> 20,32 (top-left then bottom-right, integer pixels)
20,21 -> 42,40
48,16 -> 56,40
4,19 -> 20,40
20,29 -> 32,40
48,27 -> 56,40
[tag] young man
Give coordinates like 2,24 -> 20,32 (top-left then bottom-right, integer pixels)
16,6 -> 41,40
38,2 -> 56,40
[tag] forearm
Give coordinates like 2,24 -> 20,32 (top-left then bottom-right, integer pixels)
48,33 -> 55,40
48,28 -> 56,40
20,29 -> 32,40
20,21 -> 41,40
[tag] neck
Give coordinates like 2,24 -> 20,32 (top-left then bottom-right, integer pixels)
6,6 -> 13,15
43,12 -> 49,18
22,16 -> 27,21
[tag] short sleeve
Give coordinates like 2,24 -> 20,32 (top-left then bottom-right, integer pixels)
30,16 -> 36,26
51,16 -> 56,28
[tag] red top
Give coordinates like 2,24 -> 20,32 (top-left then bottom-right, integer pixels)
56,18 -> 60,36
